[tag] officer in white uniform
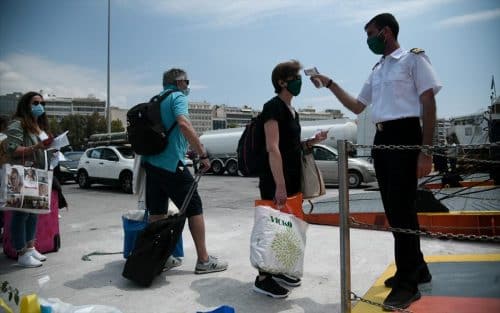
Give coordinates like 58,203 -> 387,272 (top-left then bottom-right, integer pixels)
311,13 -> 441,310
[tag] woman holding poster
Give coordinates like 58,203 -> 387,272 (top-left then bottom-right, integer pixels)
4,91 -> 53,268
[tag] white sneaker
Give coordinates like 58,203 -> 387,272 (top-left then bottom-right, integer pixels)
17,254 -> 43,268
28,248 -> 47,262
162,256 -> 183,272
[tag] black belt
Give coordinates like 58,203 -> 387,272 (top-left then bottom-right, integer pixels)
376,117 -> 419,132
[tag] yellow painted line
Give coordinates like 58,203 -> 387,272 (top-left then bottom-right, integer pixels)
352,254 -> 500,313
424,254 -> 500,263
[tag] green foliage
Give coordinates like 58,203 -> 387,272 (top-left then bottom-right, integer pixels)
1,281 -> 19,305
59,114 -> 88,149
48,117 -> 61,135
227,123 -> 239,128
111,119 -> 124,132
52,113 -> 113,149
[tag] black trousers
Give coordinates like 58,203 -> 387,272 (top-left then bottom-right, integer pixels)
372,118 -> 427,289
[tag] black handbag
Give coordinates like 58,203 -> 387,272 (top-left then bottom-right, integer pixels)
122,174 -> 201,287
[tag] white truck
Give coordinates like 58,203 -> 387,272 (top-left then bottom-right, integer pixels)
199,119 -> 357,175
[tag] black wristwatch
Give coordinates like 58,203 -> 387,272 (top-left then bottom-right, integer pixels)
326,79 -> 333,88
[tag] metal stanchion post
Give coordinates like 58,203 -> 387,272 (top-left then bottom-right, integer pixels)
338,140 -> 351,313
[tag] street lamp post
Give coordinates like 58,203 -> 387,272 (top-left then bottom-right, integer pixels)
106,0 -> 111,135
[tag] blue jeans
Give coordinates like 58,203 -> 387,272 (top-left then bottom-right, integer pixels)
11,211 -> 38,251
173,236 -> 184,258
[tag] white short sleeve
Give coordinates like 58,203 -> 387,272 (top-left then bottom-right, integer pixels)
357,72 -> 373,106
413,54 -> 442,96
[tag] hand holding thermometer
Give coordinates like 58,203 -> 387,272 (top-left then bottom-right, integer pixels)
304,67 -> 323,88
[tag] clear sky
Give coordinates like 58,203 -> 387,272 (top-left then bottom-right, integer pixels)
1,0 -> 499,119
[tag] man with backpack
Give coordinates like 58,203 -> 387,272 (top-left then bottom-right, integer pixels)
141,68 -> 228,274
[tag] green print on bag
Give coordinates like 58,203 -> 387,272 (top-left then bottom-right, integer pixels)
270,215 -> 293,228
271,228 -> 302,270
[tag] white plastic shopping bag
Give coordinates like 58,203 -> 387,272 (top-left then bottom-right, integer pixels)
250,205 -> 308,277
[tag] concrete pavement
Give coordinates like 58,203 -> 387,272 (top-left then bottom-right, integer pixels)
1,175 -> 499,313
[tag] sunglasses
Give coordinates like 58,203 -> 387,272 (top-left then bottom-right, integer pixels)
32,101 -> 46,106
176,79 -> 190,86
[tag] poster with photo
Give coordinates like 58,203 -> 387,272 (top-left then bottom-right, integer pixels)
38,183 -> 49,197
37,169 -> 49,184
1,164 -> 52,214
23,168 -> 38,188
6,165 -> 24,194
22,195 -> 49,212
6,194 -> 22,208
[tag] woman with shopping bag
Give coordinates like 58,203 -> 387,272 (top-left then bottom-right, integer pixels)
3,91 -> 54,267
251,60 -> 327,298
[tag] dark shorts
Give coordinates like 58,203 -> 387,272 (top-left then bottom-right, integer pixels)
144,162 -> 203,218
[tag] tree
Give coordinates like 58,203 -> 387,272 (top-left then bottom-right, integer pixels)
85,112 -> 106,138
48,117 -> 61,135
111,119 -> 125,132
60,114 -> 87,149
48,113 -> 123,150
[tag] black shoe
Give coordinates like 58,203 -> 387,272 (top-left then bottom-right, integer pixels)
382,287 -> 421,311
384,266 -> 432,288
272,274 -> 301,287
253,276 -> 290,298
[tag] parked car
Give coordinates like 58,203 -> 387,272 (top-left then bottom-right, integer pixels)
56,151 -> 84,184
77,146 -> 135,193
312,144 -> 376,188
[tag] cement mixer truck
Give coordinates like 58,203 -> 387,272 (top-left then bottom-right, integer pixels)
199,119 -> 357,175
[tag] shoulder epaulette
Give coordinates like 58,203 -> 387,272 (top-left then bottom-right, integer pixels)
410,48 -> 425,54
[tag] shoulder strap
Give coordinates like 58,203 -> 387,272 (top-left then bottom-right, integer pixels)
153,90 -> 178,137
165,121 -> 178,136
150,89 -> 175,103
410,48 -> 425,54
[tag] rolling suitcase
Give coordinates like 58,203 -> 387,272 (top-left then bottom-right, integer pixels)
3,190 -> 60,259
122,173 -> 201,286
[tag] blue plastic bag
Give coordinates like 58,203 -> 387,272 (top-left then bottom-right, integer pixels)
197,305 -> 235,313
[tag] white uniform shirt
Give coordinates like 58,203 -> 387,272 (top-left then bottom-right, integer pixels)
357,47 -> 442,124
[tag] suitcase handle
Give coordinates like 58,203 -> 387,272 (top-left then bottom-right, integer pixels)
179,173 -> 202,215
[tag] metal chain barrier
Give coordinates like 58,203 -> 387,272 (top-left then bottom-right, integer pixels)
353,143 -> 499,150
338,141 -> 500,312
350,217 -> 500,243
350,291 -> 413,313
352,143 -> 500,165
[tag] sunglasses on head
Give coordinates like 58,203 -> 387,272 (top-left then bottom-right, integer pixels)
32,101 -> 46,106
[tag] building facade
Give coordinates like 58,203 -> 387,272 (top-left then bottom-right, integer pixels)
70,97 -> 106,116
0,92 -> 22,118
298,107 -> 344,121
224,105 -> 253,128
0,92 -> 106,121
188,101 -> 212,135
110,106 -> 128,128
1,91 -> 351,136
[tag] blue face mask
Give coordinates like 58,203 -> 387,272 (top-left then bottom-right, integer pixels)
31,104 -> 45,118
182,88 -> 190,96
